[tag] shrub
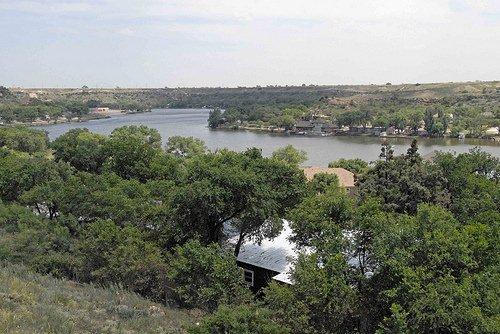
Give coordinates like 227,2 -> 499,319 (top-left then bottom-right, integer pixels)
168,239 -> 251,311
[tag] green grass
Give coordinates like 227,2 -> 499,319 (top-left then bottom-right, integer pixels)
0,263 -> 197,334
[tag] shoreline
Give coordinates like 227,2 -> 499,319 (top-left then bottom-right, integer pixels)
216,125 -> 500,143
3,109 -> 150,127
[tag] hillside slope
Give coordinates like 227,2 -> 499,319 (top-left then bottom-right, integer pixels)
0,263 -> 196,334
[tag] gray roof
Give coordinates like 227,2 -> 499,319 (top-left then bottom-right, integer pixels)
230,221 -> 368,285
232,220 -> 298,284
295,120 -> 314,128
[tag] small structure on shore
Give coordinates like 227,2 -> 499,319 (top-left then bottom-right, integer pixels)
485,127 -> 499,136
92,107 -> 110,113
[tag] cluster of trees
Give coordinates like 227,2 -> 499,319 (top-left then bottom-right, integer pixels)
0,125 -> 498,333
0,125 -> 306,306
208,105 -> 310,130
209,97 -> 499,139
0,100 -> 90,123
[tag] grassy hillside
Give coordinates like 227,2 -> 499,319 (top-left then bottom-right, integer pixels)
9,81 -> 499,109
0,263 -> 196,334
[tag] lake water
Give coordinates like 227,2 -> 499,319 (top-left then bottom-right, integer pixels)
36,109 -> 500,165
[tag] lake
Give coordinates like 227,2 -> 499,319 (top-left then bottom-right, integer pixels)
35,109 -> 500,165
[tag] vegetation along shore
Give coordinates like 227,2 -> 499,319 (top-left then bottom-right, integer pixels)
2,81 -> 499,141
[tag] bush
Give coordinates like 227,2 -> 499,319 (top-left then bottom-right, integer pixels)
0,126 -> 49,153
189,304 -> 289,334
76,219 -> 169,302
168,239 -> 251,311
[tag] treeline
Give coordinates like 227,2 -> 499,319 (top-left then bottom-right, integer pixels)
210,98 -> 500,138
0,86 -> 151,124
0,124 -> 499,333
0,101 -> 91,123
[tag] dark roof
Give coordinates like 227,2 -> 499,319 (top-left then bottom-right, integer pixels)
295,120 -> 314,128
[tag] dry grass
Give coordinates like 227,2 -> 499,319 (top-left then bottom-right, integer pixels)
0,263 -> 196,334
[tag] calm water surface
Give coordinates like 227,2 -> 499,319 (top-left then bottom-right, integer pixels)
36,109 -> 500,165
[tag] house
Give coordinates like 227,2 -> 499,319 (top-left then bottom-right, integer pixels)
367,126 -> 384,136
417,128 -> 428,137
485,127 -> 499,136
232,220 -> 298,292
294,120 -> 314,133
92,107 -> 110,113
230,167 -> 358,292
302,167 -> 356,195
348,126 -> 365,135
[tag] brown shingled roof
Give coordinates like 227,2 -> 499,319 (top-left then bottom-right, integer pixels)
302,167 -> 355,188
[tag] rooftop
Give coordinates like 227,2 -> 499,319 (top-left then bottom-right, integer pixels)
302,167 -> 355,187
232,220 -> 299,284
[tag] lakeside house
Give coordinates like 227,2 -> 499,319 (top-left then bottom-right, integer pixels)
293,119 -> 338,135
92,107 -> 110,113
485,127 -> 499,136
302,167 -> 356,195
231,220 -> 297,291
232,167 -> 356,291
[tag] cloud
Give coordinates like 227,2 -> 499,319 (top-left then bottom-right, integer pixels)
0,0 -> 498,87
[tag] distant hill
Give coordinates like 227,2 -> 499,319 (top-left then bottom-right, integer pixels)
0,263 -> 196,334
9,81 -> 500,109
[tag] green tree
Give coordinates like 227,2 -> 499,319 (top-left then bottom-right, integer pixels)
358,142 -> 448,214
169,149 -> 305,255
76,219 -> 169,302
168,239 -> 251,311
208,108 -> 223,128
265,252 -> 358,333
104,125 -> 162,181
329,158 -> 369,175
51,128 -> 108,173
288,185 -> 352,249
271,145 -> 307,166
372,204 -> 498,333
165,136 -> 207,157
0,126 -> 49,154
190,304 -> 289,334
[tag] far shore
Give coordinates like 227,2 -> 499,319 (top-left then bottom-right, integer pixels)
5,109 -> 150,127
215,124 -> 500,143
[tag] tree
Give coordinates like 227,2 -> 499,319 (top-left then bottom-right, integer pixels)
371,204 -> 498,333
379,142 -> 394,161
0,126 -> 49,154
64,101 -> 88,116
308,172 -> 340,194
169,149 -> 306,255
76,219 -> 169,302
288,185 -> 352,250
434,149 -> 499,221
375,304 -> 410,334
0,86 -> 12,98
190,304 -> 289,334
165,136 -> 207,157
208,108 -> 223,128
51,128 -> 108,173
167,239 -> 251,311
271,145 -> 307,166
104,125 -> 162,181
0,204 -> 74,278
264,252 -> 358,333
329,158 -> 369,175
359,143 -> 448,214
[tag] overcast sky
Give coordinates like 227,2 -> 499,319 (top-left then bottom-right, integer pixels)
1,0 -> 499,88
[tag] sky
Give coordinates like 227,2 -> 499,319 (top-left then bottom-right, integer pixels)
0,0 -> 499,88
